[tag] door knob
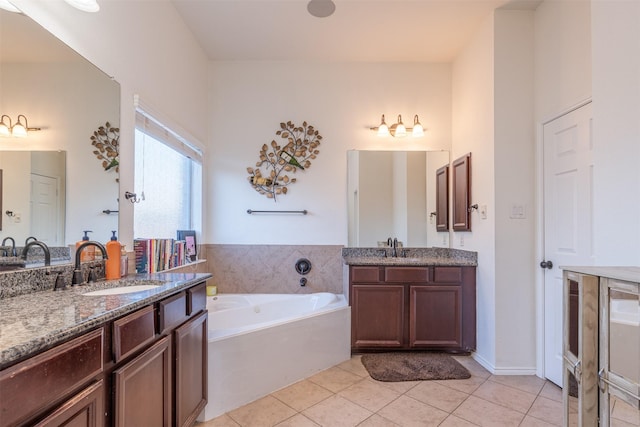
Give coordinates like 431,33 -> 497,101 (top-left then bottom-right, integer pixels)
540,260 -> 553,269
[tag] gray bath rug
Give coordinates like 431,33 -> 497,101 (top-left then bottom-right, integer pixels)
360,352 -> 471,382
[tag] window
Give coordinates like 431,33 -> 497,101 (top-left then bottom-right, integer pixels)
134,100 -> 203,239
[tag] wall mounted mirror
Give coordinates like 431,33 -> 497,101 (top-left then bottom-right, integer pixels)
347,150 -> 450,248
0,9 -> 120,254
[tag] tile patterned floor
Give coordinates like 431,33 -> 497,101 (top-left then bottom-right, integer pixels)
198,355 -> 567,427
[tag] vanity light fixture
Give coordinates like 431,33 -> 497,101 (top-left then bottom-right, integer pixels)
370,114 -> 425,138
63,0 -> 100,12
0,114 -> 41,137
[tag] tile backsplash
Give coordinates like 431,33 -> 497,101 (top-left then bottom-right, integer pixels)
201,244 -> 344,295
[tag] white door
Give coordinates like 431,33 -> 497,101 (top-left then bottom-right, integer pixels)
543,102 -> 594,386
30,173 -> 61,246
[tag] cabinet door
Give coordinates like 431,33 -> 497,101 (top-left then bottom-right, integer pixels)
113,336 -> 172,427
33,380 -> 105,427
351,284 -> 405,349
175,310 -> 208,427
410,285 -> 462,349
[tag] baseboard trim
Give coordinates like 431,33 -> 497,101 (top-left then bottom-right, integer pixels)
472,353 -> 538,376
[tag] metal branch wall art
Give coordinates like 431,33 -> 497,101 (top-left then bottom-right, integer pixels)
247,121 -> 322,201
90,121 -> 119,181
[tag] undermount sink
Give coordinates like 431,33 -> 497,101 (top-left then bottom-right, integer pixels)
82,284 -> 161,296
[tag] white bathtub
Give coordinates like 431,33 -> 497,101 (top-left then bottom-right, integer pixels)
199,293 -> 351,421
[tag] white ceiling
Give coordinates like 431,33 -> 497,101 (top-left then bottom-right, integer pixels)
171,0 -> 527,63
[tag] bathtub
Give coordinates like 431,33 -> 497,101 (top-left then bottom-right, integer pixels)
199,292 -> 351,421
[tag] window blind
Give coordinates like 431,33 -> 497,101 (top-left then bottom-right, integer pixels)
133,95 -> 203,164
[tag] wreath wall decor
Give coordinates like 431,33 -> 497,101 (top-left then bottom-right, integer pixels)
90,121 -> 119,181
247,121 -> 322,201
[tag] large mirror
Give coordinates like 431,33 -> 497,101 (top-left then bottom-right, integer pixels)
347,150 -> 450,248
0,9 -> 120,252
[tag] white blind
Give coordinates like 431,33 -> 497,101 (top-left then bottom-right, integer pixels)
134,95 -> 203,164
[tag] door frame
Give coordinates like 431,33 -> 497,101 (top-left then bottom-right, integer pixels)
535,97 -> 592,380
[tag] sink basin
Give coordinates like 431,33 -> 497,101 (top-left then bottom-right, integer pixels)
83,284 -> 161,296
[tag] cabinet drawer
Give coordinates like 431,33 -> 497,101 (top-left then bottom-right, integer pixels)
351,266 -> 382,283
385,267 -> 429,283
0,328 -> 104,426
113,305 -> 156,363
158,291 -> 188,335
433,267 -> 463,283
187,282 -> 207,316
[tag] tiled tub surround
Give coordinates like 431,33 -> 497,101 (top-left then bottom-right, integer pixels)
202,244 -> 344,294
0,271 -> 212,369
342,247 -> 478,266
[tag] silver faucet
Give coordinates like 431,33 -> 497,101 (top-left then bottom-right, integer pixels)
1,237 -> 17,257
72,241 -> 108,285
21,240 -> 51,266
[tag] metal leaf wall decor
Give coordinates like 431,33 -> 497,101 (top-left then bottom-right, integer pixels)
90,121 -> 119,181
247,121 -> 322,201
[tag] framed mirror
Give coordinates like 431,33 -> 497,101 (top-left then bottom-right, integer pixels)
1,9 -> 120,252
347,150 -> 449,248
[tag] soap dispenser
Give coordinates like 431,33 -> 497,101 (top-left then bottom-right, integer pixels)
76,230 -> 95,262
105,231 -> 122,280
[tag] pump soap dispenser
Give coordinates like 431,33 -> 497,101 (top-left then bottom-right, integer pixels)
76,230 -> 95,262
105,231 -> 122,280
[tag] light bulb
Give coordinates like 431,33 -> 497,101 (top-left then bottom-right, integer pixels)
412,115 -> 424,137
394,115 -> 407,138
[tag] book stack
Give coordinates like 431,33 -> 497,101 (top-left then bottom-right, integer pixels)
134,238 -> 187,273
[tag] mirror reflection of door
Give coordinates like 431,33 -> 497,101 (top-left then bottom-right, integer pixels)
30,174 -> 61,246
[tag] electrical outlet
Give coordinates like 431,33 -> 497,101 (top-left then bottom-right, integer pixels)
480,205 -> 487,219
460,235 -> 464,247
14,213 -> 21,223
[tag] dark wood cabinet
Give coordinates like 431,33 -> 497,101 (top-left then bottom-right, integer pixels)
351,284 -> 405,348
114,336 -> 173,427
452,153 -> 472,231
33,380 -> 105,427
0,280 -> 208,427
350,265 -> 475,352
175,310 -> 208,427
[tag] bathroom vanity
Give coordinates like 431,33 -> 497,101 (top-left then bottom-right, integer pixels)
0,272 -> 211,427
343,248 -> 477,353
562,267 -> 640,426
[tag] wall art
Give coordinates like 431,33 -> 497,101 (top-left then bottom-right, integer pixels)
247,121 -> 322,201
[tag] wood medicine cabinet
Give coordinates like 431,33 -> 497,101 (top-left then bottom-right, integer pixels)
452,153 -> 472,231
435,165 -> 449,231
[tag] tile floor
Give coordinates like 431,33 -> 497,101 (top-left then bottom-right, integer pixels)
198,355 -> 566,427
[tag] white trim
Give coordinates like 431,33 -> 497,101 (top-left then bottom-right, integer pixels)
472,352 -> 539,376
540,97 -> 592,126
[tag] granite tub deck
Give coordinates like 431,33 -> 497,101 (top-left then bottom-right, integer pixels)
0,272 -> 212,369
342,247 -> 477,266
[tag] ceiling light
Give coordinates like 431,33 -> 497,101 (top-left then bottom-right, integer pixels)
307,0 -> 335,18
0,0 -> 20,13
370,114 -> 426,138
63,0 -> 100,12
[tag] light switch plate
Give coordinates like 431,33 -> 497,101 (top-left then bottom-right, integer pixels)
510,204 -> 526,219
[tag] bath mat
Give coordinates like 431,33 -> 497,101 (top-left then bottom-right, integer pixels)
361,352 -> 471,382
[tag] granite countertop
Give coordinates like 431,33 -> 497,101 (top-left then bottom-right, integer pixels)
0,272 -> 212,370
342,247 -> 478,267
